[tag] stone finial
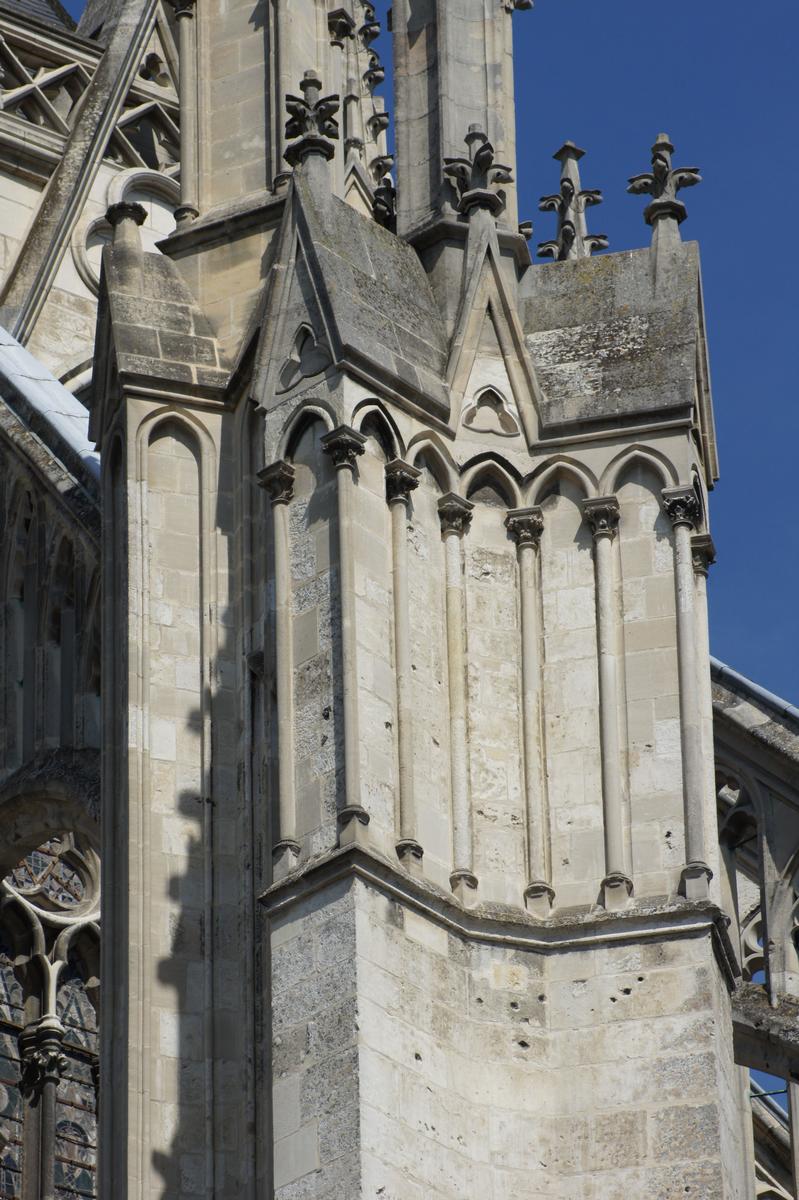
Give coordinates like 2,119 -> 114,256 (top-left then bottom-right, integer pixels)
443,125 -> 513,217
582,496 -> 620,540
284,71 -> 340,168
628,133 -> 701,232
538,142 -> 608,262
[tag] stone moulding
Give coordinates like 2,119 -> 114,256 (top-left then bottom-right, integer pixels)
260,842 -> 740,987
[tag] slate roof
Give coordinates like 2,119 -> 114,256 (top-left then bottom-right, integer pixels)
0,0 -> 75,30
292,170 -> 449,415
521,243 -> 704,431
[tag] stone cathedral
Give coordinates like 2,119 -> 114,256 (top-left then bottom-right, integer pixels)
0,0 -> 798,1196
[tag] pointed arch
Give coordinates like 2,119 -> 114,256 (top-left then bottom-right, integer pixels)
407,433 -> 457,494
599,445 -> 678,495
527,455 -> 598,505
355,403 -> 400,461
277,402 -> 336,462
462,455 -> 522,509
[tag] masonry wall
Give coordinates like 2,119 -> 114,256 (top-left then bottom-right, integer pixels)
267,878 -> 750,1199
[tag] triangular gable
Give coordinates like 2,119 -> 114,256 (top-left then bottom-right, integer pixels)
447,216 -> 543,446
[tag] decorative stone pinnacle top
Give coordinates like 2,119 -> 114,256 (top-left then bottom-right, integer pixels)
385,459 -> 421,504
582,496 -> 620,540
505,507 -> 545,547
284,71 -> 340,168
444,125 -> 513,217
321,425 -> 367,470
438,493 -> 475,535
538,141 -> 608,262
628,133 -> 701,229
662,486 -> 702,530
258,460 -> 295,505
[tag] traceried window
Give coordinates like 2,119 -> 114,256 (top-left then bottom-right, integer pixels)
0,835 -> 99,1200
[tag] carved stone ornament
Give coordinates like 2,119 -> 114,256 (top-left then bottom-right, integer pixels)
462,388 -> 520,437
628,133 -> 701,228
321,425 -> 367,470
538,142 -> 608,262
505,506 -> 544,547
438,493 -> 475,536
372,160 -> 396,229
19,1020 -> 67,1101
284,71 -> 340,167
278,324 -> 332,393
168,0 -> 195,18
503,0 -> 534,8
105,200 -> 146,229
385,459 -> 421,505
258,460 -> 295,505
691,532 -> 717,577
582,496 -> 620,540
328,8 -> 356,47
662,486 -> 701,530
359,5 -> 381,46
444,125 -> 513,217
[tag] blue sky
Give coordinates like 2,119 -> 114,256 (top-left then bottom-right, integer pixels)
66,0 -> 797,700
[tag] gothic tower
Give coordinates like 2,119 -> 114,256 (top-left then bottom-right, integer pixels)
0,0 -> 798,1197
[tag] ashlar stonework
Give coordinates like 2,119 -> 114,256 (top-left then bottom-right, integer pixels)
0,0 -> 795,1197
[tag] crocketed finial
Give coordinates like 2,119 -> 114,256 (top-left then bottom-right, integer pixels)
284,71 -> 340,168
537,142 -> 608,262
443,125 -> 513,217
627,133 -> 701,233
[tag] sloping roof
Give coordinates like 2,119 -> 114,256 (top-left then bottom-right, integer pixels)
0,0 -> 75,30
290,168 -> 449,414
521,243 -> 706,432
711,657 -> 799,771
0,324 -> 99,488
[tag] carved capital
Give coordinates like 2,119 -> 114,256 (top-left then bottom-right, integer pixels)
438,493 -> 474,536
328,8 -> 355,47
582,496 -> 620,540
169,0 -> 195,17
19,1020 -> 66,1100
628,133 -> 701,229
284,71 -> 340,168
505,506 -> 544,548
385,459 -> 421,505
662,486 -> 701,531
258,460 -> 295,505
321,425 -> 367,471
105,200 -> 146,229
691,533 -> 717,577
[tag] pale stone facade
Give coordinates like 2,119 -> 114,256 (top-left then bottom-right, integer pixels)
0,0 -> 797,1198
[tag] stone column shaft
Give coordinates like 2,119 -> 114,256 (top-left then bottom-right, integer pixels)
663,487 -> 711,899
322,427 -> 367,838
439,493 -> 476,900
173,0 -> 199,223
583,497 -> 632,909
258,461 -> 299,873
386,460 -> 422,869
693,533 -> 717,895
506,506 -> 553,915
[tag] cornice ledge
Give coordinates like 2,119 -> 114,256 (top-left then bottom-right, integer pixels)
260,842 -> 737,982
405,214 -> 531,270
157,190 -> 288,256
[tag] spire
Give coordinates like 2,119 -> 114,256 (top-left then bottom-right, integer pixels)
284,71 -> 340,168
393,0 -> 531,237
628,133 -> 702,244
537,142 -> 608,262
